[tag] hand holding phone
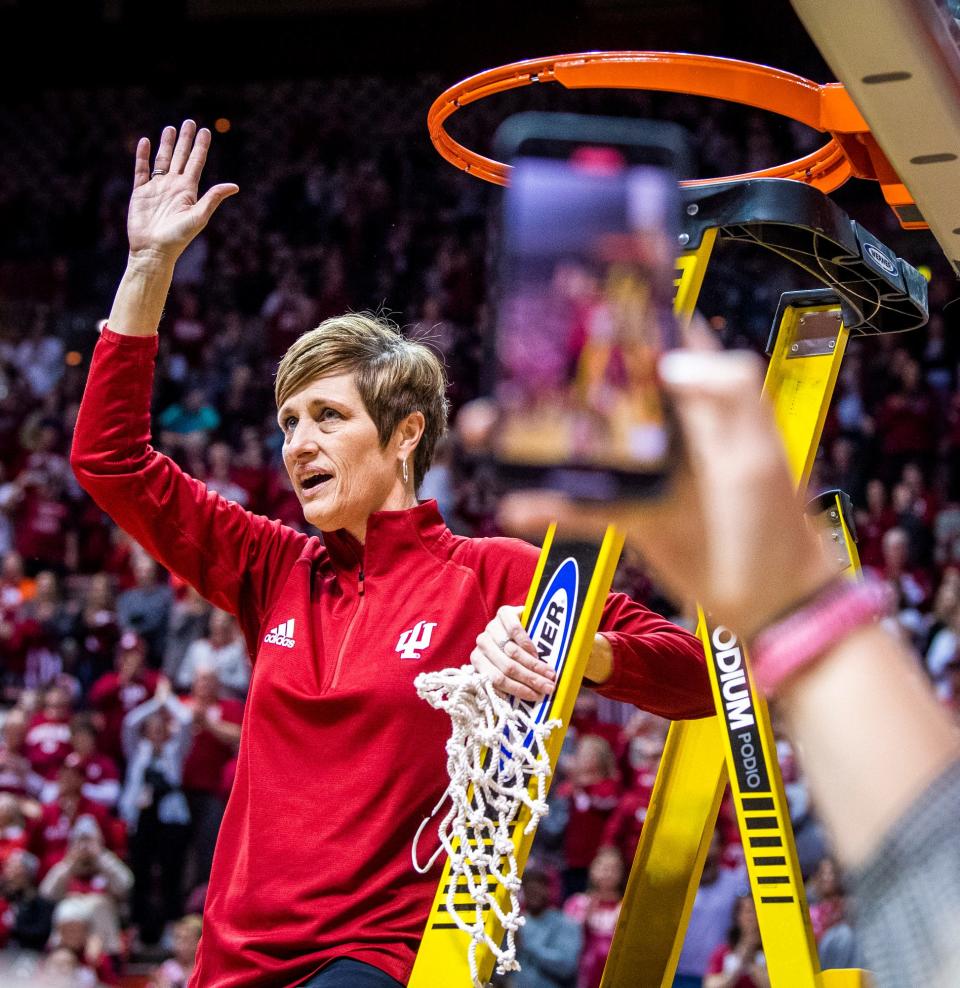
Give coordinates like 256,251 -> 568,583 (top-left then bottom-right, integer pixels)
492,112 -> 689,501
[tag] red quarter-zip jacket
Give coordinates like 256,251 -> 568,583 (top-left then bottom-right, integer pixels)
71,329 -> 711,987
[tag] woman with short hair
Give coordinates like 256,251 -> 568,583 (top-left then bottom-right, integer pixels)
70,121 -> 711,988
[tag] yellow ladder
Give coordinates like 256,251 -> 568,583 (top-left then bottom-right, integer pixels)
601,267 -> 869,986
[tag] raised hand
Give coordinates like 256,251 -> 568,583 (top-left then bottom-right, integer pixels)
127,119 -> 238,262
154,675 -> 172,702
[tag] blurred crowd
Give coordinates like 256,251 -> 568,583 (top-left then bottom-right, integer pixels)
1,71 -> 959,987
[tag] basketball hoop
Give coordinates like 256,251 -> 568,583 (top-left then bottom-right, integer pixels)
427,52 -> 922,228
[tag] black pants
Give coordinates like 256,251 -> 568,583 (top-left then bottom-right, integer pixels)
130,807 -> 189,944
185,789 -> 225,887
301,958 -> 404,987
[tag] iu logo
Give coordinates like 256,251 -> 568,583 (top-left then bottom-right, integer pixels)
396,621 -> 437,660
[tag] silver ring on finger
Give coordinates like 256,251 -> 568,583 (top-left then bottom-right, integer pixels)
497,638 -> 512,652
151,168 -> 168,177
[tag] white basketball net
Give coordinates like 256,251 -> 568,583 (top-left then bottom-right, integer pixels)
412,665 -> 561,988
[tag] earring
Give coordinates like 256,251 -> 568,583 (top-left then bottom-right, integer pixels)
402,459 -> 409,485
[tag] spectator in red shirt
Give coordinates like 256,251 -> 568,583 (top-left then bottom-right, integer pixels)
40,943 -> 103,986
0,792 -> 30,867
205,442 -> 251,508
568,692 -> 623,754
261,269 -> 319,360
168,286 -> 207,366
618,709 -> 667,791
869,527 -> 932,616
69,714 -> 120,812
874,357 -> 938,479
816,436 -> 864,507
102,528 -> 137,591
558,735 -> 621,897
855,479 -> 896,571
73,572 -> 120,692
73,496 -> 114,577
600,788 -> 647,870
88,631 -> 160,764
231,426 -> 272,514
31,754 -> 113,878
46,896 -> 121,986
604,712 -> 667,863
891,481 -> 935,569
4,612 -> 62,695
16,420 -> 72,491
39,814 -> 133,961
563,847 -> 624,988
22,569 -> 74,645
181,667 -> 242,886
805,855 -> 849,944
0,551 -> 35,611
704,895 -> 770,988
901,461 -> 939,527
149,912 -> 203,988
24,683 -> 73,781
6,471 -> 76,577
0,707 -> 39,798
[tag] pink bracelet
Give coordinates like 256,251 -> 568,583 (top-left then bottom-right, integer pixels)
749,576 -> 895,696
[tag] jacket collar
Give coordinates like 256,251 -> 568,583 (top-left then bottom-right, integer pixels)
322,500 -> 450,579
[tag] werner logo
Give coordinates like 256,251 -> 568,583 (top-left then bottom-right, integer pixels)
528,558 -> 579,675
864,242 -> 897,275
502,556 -> 580,760
264,618 -> 296,648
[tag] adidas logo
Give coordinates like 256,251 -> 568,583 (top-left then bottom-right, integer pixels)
264,618 -> 296,649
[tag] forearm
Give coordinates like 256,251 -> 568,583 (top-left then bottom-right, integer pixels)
38,862 -> 70,900
99,851 -> 134,896
585,633 -> 613,684
127,694 -> 164,726
592,625 -> 712,719
205,718 -> 242,749
777,623 -> 960,870
107,253 -> 176,338
82,778 -> 120,807
122,696 -> 163,755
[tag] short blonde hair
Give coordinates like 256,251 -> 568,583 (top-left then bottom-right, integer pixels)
577,734 -> 618,778
275,313 -> 449,489
176,913 -> 204,942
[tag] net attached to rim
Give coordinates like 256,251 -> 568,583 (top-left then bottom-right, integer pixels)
412,665 -> 561,987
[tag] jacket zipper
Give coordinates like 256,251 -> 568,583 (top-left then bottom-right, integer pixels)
329,567 -> 364,690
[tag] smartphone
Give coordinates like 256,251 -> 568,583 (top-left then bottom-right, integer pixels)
491,112 -> 689,500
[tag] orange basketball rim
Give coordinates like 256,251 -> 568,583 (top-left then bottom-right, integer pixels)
427,51 -> 925,230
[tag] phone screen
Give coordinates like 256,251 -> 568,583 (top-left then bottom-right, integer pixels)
494,149 -> 681,499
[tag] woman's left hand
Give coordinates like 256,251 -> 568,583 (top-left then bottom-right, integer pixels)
127,119 -> 238,264
470,605 -> 556,702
